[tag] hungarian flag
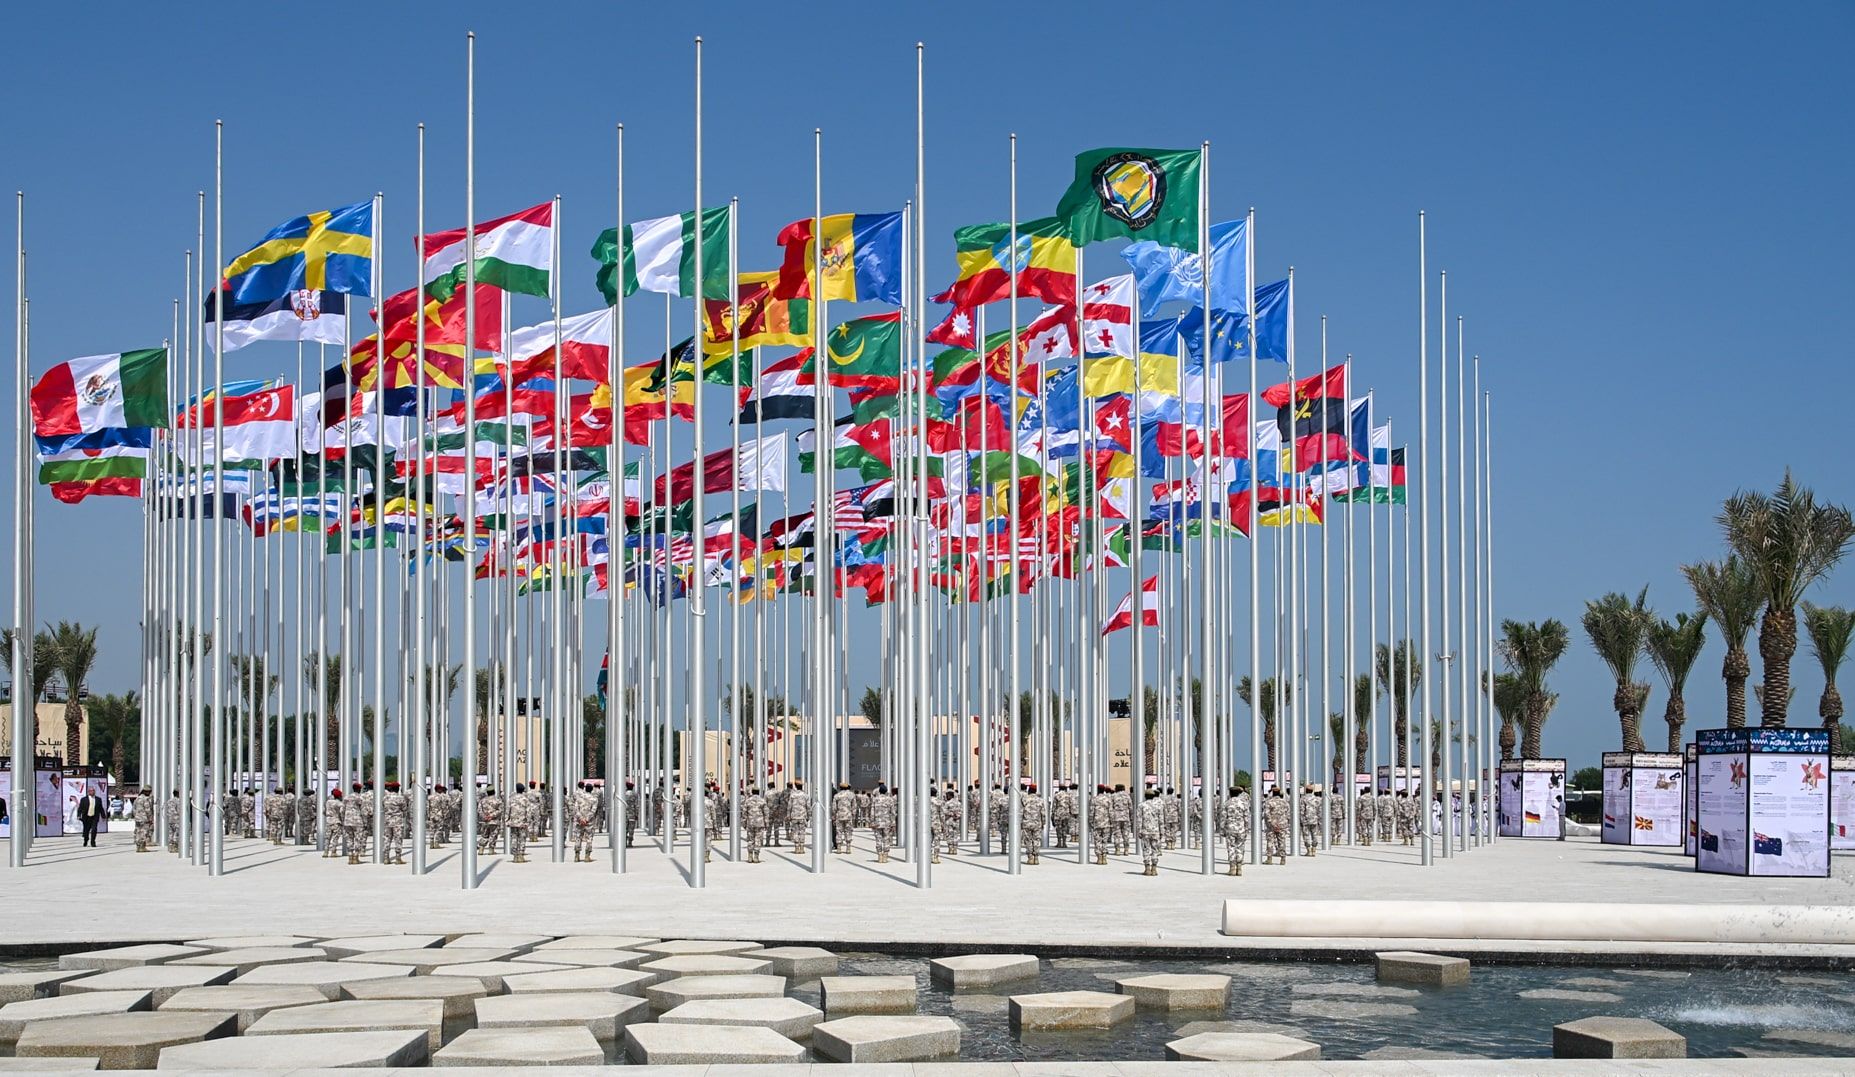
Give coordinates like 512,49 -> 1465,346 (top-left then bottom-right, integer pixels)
592,207 -> 729,303
774,212 -> 904,304
702,270 -> 811,355
932,217 -> 1077,309
1102,575 -> 1161,635
738,350 -> 816,424
506,307 -> 614,384
806,312 -> 902,390
423,200 -> 553,300
31,348 -> 169,436
1056,147 -> 1202,248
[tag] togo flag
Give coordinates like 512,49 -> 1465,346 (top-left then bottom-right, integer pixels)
30,348 -> 169,437
422,201 -> 553,300
591,207 -> 730,303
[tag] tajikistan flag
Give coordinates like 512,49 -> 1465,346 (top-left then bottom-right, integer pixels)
422,201 -> 553,301
29,348 -> 169,437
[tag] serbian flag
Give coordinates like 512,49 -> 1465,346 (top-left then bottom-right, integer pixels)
1103,575 -> 1160,635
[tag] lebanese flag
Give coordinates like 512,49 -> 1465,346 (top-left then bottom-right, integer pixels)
1103,575 -> 1161,636
506,307 -> 614,384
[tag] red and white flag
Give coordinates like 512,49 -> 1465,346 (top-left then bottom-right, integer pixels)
1102,574 -> 1161,636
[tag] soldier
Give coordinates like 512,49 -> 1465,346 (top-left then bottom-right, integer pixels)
570,782 -> 598,862
965,781 -> 982,842
164,791 -> 181,852
532,782 -> 549,840
868,783 -> 896,863
1329,785 -> 1346,845
1396,789 -> 1417,845
1049,782 -> 1072,849
830,783 -> 855,854
380,781 -> 408,864
1019,783 -> 1047,865
1219,785 -> 1251,875
1109,784 -> 1132,856
1162,786 -> 1181,849
130,791 -> 153,852
321,787 -> 342,856
766,783 -> 787,847
1377,788 -> 1396,843
507,783 -> 532,863
938,784 -> 961,857
987,784 -> 1007,846
478,788 -> 504,854
740,785 -> 769,863
699,782 -> 720,864
359,782 -> 377,859
1299,784 -> 1323,856
339,783 -> 365,864
1088,785 -> 1113,864
1262,787 -> 1290,865
1356,785 -> 1376,846
426,785 -> 446,847
1137,788 -> 1165,876
787,780 -> 811,854
292,787 -> 312,845
623,781 -> 639,846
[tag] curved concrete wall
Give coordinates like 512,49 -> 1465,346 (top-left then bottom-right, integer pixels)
1221,899 -> 1855,945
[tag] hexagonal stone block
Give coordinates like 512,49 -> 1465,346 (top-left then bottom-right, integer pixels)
170,947 -> 328,977
0,992 -> 153,1049
624,1022 -> 806,1065
818,975 -> 917,1015
1554,1016 -> 1687,1059
445,933 -> 550,952
636,938 -> 762,957
659,997 -> 823,1040
928,953 -> 1039,989
475,991 -> 651,1044
339,975 -> 491,1021
1375,950 -> 1470,987
645,974 -> 787,1012
15,1011 -> 235,1070
0,970 -> 89,1005
247,999 -> 445,1054
1290,998 -> 1417,1019
58,945 -> 207,973
434,1026 -> 604,1067
512,948 -> 647,969
1115,973 -> 1231,1010
316,934 -> 443,959
433,961 -> 570,993
535,935 -> 657,951
1009,990 -> 1135,1031
1167,1031 -> 1323,1061
355,947 -> 516,973
182,935 -> 319,951
502,967 -> 655,996
61,966 -> 235,1006
748,945 -> 839,980
232,960 -> 412,1001
158,984 -> 327,1032
639,954 -> 769,979
811,1015 -> 960,1063
0,1058 -> 101,1070
156,1028 -> 428,1070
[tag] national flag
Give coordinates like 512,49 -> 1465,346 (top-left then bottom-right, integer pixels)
204,289 -> 348,352
1093,395 -> 1134,452
806,312 -> 902,390
1102,575 -> 1160,635
35,426 -> 152,487
797,422 -> 889,481
1276,396 -> 1358,469
376,281 -> 505,355
926,305 -> 977,350
220,199 -> 374,305
1056,147 -> 1202,248
702,271 -> 811,355
655,433 -> 789,503
30,348 -> 169,436
177,385 -> 298,465
932,217 -> 1077,309
1261,363 -> 1347,408
422,201 -> 553,300
1121,218 -> 1248,314
591,207 -> 730,303
1333,437 -> 1407,504
774,212 -> 904,304
506,307 -> 614,384
738,350 -> 817,424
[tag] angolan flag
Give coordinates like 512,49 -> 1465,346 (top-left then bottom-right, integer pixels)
30,348 -> 168,436
422,201 -> 552,300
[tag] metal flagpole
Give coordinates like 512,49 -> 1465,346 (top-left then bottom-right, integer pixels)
9,191 -> 28,870
210,121 -> 228,876
1416,213 -> 1433,866
1318,315 -> 1331,849
1437,279 -> 1453,858
609,123 -> 628,874
809,127 -> 829,874
1005,132 -> 1022,874
460,30 -> 480,888
371,192 -> 387,862
729,198 -> 742,862
688,34 -> 708,888
1473,357 -> 1489,843
411,124 -> 429,873
1342,359 -> 1356,843
1245,207 -> 1261,863
551,193 -> 567,859
1483,386 -> 1495,844
1456,322 -> 1470,850
1197,141 -> 1215,872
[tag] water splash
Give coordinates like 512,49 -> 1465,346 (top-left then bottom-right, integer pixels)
1655,1000 -> 1855,1031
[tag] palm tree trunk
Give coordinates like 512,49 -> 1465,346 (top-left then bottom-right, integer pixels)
1664,695 -> 1686,753
1522,697 -> 1545,760
1724,648 -> 1750,729
113,742 -> 126,783
1393,701 -> 1409,765
1499,720 -> 1516,759
1759,606 -> 1796,728
1614,684 -> 1646,752
65,700 -> 83,767
1821,684 -> 1843,755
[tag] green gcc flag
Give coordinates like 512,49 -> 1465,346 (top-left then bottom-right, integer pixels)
592,207 -> 730,304
1056,147 -> 1202,247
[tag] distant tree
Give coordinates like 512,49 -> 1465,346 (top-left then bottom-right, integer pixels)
1803,603 -> 1855,753
1646,612 -> 1708,752
1583,588 -> 1653,751
1682,556 -> 1762,728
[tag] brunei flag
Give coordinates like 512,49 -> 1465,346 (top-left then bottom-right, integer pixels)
774,212 -> 903,304
932,217 -> 1077,310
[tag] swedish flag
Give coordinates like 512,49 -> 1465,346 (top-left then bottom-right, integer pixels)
221,199 -> 374,304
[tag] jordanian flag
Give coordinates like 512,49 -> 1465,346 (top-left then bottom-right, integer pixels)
30,348 -> 169,436
592,207 -> 730,304
422,201 -> 553,301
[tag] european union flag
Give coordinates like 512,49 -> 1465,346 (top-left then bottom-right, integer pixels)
221,199 -> 375,305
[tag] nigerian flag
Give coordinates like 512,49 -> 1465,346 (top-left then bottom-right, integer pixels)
593,207 -> 730,303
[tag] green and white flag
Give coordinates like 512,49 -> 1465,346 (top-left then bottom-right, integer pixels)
592,207 -> 730,303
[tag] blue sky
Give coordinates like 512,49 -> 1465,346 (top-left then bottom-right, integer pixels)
2,2 -> 1852,770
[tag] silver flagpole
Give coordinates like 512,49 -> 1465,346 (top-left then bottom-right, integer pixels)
1417,215 -> 1433,866
688,34 -> 708,888
1482,386 -> 1495,843
809,127 -> 829,874
609,123 -> 627,874
371,192 -> 386,863
1343,359 -> 1356,842
1005,132 -> 1021,874
193,199 -> 206,867
9,191 -> 28,870
411,124 -> 429,873
1318,315 -> 1331,849
1473,356 -> 1489,843
1198,143 -> 1215,872
551,193 -> 566,859
728,198 -> 742,862
914,40 -> 932,886
1456,321 -> 1470,849
210,121 -> 227,876
1436,279 -> 1453,858
1245,207 -> 1261,863
460,30 -> 480,888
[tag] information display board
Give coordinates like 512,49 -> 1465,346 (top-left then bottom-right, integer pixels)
1696,727 -> 1829,878
60,767 -> 110,836
1497,758 -> 1565,837
1600,751 -> 1684,847
1374,765 -> 1420,793
1684,743 -> 1698,856
1833,756 -> 1855,853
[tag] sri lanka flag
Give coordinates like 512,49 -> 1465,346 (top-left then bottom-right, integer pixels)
774,212 -> 903,305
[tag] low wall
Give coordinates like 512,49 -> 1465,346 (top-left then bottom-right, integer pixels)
1221,899 -> 1855,945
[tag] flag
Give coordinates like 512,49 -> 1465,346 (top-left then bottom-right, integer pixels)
1276,397 -> 1358,469
806,313 -> 902,390
178,384 -> 298,465
1103,575 -> 1160,635
1121,218 -> 1248,314
932,217 -> 1077,309
506,307 -> 614,384
422,201 -> 553,300
656,433 -> 788,503
31,348 -> 169,436
738,350 -> 816,423
220,199 -> 374,304
797,422 -> 889,481
35,426 -> 151,486
204,289 -> 347,352
1056,147 -> 1202,248
592,207 -> 729,303
1093,395 -> 1134,452
774,212 -> 904,304
701,271 -> 811,355
1261,363 -> 1347,408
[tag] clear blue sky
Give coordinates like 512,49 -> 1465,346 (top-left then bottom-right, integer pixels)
2,2 -> 1851,770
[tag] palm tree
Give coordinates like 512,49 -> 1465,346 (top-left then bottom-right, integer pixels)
1646,612 -> 1708,752
1373,640 -> 1422,765
1499,619 -> 1570,759
1582,588 -> 1654,751
1803,603 -> 1855,753
1237,676 -> 1290,774
47,621 -> 99,766
87,691 -> 140,779
303,652 -> 342,760
1492,672 -> 1524,759
858,686 -> 884,728
1351,673 -> 1373,767
581,693 -> 604,775
2,628 -> 57,744
1683,556 -> 1763,728
1719,472 -> 1855,727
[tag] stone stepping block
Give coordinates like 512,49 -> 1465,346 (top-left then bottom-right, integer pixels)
1167,1031 -> 1323,1061
625,1022 -> 805,1065
232,960 -> 412,1000
1009,990 -> 1135,1031
0,992 -> 154,1049
434,1026 -> 604,1067
0,1058 -> 101,1070
1766,1029 -> 1855,1051
1362,1045 -> 1488,1060
502,967 -> 656,996
445,933 -> 550,953
511,948 -> 648,970
1559,975 -> 1633,990
15,1011 -> 235,1070
1521,988 -> 1624,1003
1174,1019 -> 1307,1038
247,998 -> 445,1054
818,975 -> 917,1015
158,984 -> 327,1032
746,945 -> 839,980
659,997 -> 824,1040
1289,998 -> 1417,1019
1291,981 -> 1419,999
645,974 -> 787,1012
432,961 -> 570,992
317,934 -> 444,959
950,994 -> 1008,1014
339,976 -> 492,1022
1374,950 -> 1469,987
639,954 -> 769,979
811,1015 -> 960,1063
535,935 -> 658,951
636,938 -> 762,957
1554,1016 -> 1687,1059
1115,973 -> 1231,1010
0,970 -> 89,1005
475,991 -> 651,1045
929,953 -> 1039,989
61,966 -> 235,1006
58,945 -> 208,973
353,947 -> 516,973
156,1028 -> 428,1070
170,947 -> 328,976
181,935 -> 319,951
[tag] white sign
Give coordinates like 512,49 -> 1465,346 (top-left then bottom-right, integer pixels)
1748,751 -> 1829,876
1696,752 -> 1748,875
1834,765 -> 1855,853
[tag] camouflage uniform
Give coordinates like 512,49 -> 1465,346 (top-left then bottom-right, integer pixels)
1377,790 -> 1396,842
323,792 -> 345,856
1137,794 -> 1166,875
478,791 -> 505,853
570,786 -> 598,861
1356,789 -> 1376,846
132,794 -> 154,852
1396,792 -> 1418,844
507,786 -> 533,863
931,792 -> 953,861
1109,787 -> 1134,855
965,783 -> 982,841
1298,789 -> 1322,856
1050,784 -> 1074,848
294,791 -> 313,845
830,787 -> 855,853
1163,789 -> 1182,849
700,787 -> 720,864
623,784 -> 639,846
1262,791 -> 1290,864
1018,788 -> 1047,865
1088,787 -> 1113,864
741,788 -> 769,862
787,783 -> 812,853
1219,789 -> 1251,875
1329,789 -> 1346,845
341,790 -> 367,864
870,787 -> 897,863
164,794 -> 181,852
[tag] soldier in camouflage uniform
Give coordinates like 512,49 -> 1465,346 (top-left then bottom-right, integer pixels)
1396,789 -> 1417,844
1299,785 -> 1323,856
1088,785 -> 1112,864
507,783 -> 533,863
1219,786 -> 1250,875
132,792 -> 154,852
478,788 -> 504,853
165,792 -> 181,852
1109,784 -> 1133,855
869,784 -> 897,863
965,781 -> 982,842
323,788 -> 344,856
1019,783 -> 1047,865
293,788 -> 313,845
1329,786 -> 1346,845
938,785 -> 961,857
1137,788 -> 1166,875
741,785 -> 769,863
381,781 -> 409,864
341,783 -> 367,864
1262,787 -> 1290,865
1161,786 -> 1181,849
623,781 -> 639,846
830,784 -> 855,854
1376,788 -> 1395,842
570,782 -> 599,862
787,780 -> 811,853
1356,786 -> 1376,846
1049,782 -> 1073,848
700,782 -> 720,864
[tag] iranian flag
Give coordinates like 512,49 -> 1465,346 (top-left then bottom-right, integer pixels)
506,307 -> 614,384
30,348 -> 169,436
1102,574 -> 1161,635
423,201 -> 553,300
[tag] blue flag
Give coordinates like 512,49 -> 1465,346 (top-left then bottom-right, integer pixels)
1121,219 -> 1249,314
220,200 -> 376,305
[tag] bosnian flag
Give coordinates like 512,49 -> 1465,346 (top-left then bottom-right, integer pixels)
1102,574 -> 1161,635
506,307 -> 614,383
178,385 -> 298,464
205,289 -> 347,352
422,201 -> 553,300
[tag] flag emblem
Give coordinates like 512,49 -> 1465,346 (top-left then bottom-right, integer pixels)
290,290 -> 324,322
1091,152 -> 1166,229
78,374 -> 117,408
1801,760 -> 1825,790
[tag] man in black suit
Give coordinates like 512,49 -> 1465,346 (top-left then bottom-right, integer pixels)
76,788 -> 104,847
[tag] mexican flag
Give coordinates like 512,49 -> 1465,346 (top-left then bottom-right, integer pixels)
591,207 -> 729,304
423,201 -> 553,301
30,348 -> 169,436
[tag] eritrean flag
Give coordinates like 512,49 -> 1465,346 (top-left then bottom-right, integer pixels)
774,212 -> 903,305
933,217 -> 1077,310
